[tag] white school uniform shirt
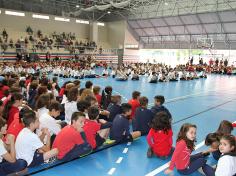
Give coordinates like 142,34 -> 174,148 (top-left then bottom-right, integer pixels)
102,69 -> 109,75
15,128 -> 44,166
39,113 -> 61,135
215,155 -> 236,176
0,139 -> 7,163
64,101 -> 78,124
37,107 -> 49,119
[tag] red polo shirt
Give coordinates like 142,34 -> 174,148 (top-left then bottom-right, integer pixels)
83,119 -> 101,149
128,99 -> 140,119
7,113 -> 24,140
7,106 -> 19,127
53,125 -> 84,159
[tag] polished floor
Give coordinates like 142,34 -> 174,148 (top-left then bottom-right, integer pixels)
30,73 -> 236,176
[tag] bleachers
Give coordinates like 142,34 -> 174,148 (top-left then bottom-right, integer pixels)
0,27 -> 111,54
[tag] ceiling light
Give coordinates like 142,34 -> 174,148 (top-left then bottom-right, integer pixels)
76,19 -> 89,24
32,14 -> 49,19
107,11 -> 111,14
5,10 -> 25,16
97,22 -> 105,26
55,17 -> 70,22
76,5 -> 80,8
165,2 -> 168,5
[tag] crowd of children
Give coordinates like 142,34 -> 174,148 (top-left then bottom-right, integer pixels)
0,61 -> 235,176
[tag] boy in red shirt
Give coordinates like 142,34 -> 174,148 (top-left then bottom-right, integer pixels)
93,86 -> 102,106
83,106 -> 112,149
53,112 -> 92,161
128,91 -> 141,119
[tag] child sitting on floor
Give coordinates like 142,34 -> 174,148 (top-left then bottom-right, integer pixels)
146,112 -> 173,159
110,103 -> 141,143
53,112 -> 92,161
83,106 -> 112,149
133,96 -> 153,135
15,110 -> 58,167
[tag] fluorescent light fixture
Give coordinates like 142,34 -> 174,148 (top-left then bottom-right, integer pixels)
107,11 -> 111,14
0,10 -> 1,14
76,5 -> 80,8
55,17 -> 70,22
5,10 -> 25,16
76,19 -> 89,24
32,14 -> 49,19
97,22 -> 105,26
125,44 -> 138,48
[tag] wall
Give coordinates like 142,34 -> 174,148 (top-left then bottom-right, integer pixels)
106,20 -> 126,48
0,8 -> 90,40
0,8 -> 111,47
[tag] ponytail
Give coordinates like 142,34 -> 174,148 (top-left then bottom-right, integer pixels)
2,93 -> 23,121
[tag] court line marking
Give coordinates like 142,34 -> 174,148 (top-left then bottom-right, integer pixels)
127,142 -> 132,146
148,87 -> 236,107
116,157 -> 123,164
108,168 -> 116,175
122,148 -> 129,154
145,141 -> 205,176
172,98 -> 236,124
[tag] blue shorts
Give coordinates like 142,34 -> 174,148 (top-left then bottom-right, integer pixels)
28,151 -> 44,167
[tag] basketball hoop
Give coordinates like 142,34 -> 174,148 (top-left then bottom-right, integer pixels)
197,38 -> 214,49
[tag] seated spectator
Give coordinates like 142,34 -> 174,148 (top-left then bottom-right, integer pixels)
15,110 -> 58,167
65,87 -> 79,124
93,86 -> 102,106
101,86 -> 112,110
39,101 -> 62,143
52,112 -> 92,161
110,103 -> 141,143
146,112 -> 173,158
6,107 -> 29,140
2,93 -> 23,127
128,91 -> 141,119
151,95 -> 172,121
107,95 -> 122,122
133,96 -> 153,135
26,26 -> 33,35
83,106 -> 112,149
0,118 -> 27,175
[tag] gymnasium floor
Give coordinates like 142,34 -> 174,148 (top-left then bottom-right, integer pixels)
33,72 -> 236,176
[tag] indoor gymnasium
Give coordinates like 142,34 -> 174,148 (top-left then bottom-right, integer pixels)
0,0 -> 236,176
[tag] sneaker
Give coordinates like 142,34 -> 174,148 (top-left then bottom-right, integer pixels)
147,148 -> 153,158
103,139 -> 116,145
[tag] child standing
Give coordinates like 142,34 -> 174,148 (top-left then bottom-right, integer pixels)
165,123 -> 213,175
146,112 -> 173,158
110,103 -> 141,143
